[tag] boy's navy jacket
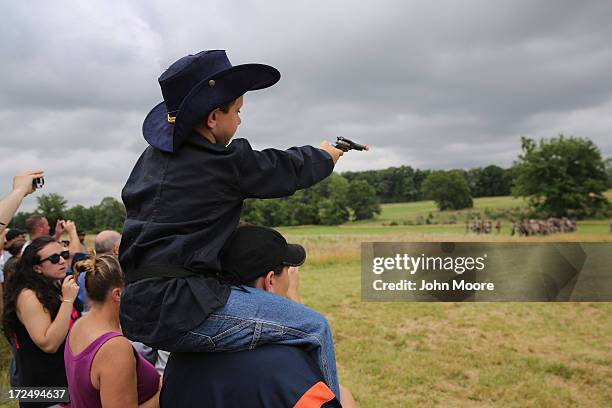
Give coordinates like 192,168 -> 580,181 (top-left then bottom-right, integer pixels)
119,132 -> 334,343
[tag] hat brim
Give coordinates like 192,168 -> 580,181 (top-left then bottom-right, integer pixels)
142,101 -> 176,152
143,63 -> 280,153
282,243 -> 306,267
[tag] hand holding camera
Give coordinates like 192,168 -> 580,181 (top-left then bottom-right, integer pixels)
63,220 -> 77,235
12,170 -> 44,196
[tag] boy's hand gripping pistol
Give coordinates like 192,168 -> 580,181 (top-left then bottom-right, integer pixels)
333,136 -> 369,152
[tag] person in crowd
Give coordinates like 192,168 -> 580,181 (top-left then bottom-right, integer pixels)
2,235 -> 27,388
1,229 -> 8,292
161,224 -> 356,407
3,236 -> 27,387
66,254 -> 160,408
24,215 -> 51,242
72,230 -> 124,312
0,170 -> 44,236
77,231 -> 88,253
119,50 -> 344,397
24,215 -> 80,255
2,236 -> 81,408
1,228 -> 26,278
3,238 -> 26,289
94,230 -> 122,255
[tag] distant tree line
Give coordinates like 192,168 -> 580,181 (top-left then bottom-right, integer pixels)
241,175 -> 381,226
240,163 -> 513,226
341,164 -> 513,204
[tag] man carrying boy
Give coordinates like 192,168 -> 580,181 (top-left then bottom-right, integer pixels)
119,50 -> 344,396
160,225 -> 359,408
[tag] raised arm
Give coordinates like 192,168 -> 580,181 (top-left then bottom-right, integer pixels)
0,170 -> 44,233
62,221 -> 82,259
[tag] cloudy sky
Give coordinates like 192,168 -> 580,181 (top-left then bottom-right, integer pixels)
1,0 -> 611,211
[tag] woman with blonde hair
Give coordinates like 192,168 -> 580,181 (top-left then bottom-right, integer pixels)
65,254 -> 160,408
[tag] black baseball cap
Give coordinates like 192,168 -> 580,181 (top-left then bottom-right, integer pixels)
5,228 -> 26,241
220,225 -> 306,285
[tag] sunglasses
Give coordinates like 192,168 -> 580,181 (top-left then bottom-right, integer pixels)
39,251 -> 70,264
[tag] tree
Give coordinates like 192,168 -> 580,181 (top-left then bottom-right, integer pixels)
65,204 -> 96,232
605,158 -> 612,188
512,135 -> 609,217
93,197 -> 126,231
317,198 -> 349,225
466,165 -> 512,197
422,170 -> 473,210
287,191 -> 319,225
241,199 -> 266,225
36,193 -> 68,233
347,179 -> 381,220
413,169 -> 432,201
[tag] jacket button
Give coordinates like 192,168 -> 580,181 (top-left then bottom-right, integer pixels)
209,79 -> 216,87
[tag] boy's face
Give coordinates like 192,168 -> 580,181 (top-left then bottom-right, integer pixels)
213,96 -> 243,145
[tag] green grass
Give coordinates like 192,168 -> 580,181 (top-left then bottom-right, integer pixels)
377,195 -> 529,224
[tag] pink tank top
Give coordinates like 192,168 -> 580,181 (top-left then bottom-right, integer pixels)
64,331 -> 159,408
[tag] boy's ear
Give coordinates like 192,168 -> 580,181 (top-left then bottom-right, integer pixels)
206,108 -> 219,129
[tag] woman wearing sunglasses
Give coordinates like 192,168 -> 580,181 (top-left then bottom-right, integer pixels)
2,236 -> 81,408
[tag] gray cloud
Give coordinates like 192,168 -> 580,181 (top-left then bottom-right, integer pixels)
1,0 -> 611,211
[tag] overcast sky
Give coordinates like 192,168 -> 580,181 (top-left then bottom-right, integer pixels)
1,0 -> 611,211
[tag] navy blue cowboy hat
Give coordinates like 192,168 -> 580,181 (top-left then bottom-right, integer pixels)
143,50 -> 280,152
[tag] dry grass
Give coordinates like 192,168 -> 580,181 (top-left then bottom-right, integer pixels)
285,225 -> 612,406
300,260 -> 612,407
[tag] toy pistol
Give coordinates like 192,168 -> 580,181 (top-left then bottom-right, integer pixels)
334,136 -> 369,152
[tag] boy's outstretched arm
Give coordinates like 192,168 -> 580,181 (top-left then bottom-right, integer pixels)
235,139 -> 342,199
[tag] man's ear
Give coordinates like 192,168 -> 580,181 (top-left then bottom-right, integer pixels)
262,270 -> 276,292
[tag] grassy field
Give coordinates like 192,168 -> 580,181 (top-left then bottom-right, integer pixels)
1,193 -> 611,407
376,195 -> 528,223
282,193 -> 611,406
